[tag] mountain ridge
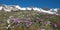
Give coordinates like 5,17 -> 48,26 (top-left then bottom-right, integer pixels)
0,4 -> 60,15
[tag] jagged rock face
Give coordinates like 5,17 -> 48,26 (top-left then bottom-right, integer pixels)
57,10 -> 60,14
42,7 -> 50,11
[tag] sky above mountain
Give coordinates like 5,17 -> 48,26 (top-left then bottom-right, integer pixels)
0,0 -> 60,8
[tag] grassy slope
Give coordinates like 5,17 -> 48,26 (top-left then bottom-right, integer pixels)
0,10 -> 60,30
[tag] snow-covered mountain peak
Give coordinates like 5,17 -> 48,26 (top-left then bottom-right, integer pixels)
0,4 -> 60,15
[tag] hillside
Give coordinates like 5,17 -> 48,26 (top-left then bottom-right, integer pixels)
0,10 -> 60,30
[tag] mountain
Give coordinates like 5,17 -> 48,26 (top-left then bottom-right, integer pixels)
0,4 -> 60,15
57,10 -> 60,14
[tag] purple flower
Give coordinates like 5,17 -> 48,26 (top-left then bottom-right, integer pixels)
26,22 -> 33,25
12,18 -> 22,23
26,22 -> 29,27
45,16 -> 49,18
47,21 -> 51,24
24,17 -> 29,25
26,22 -> 33,27
24,17 -> 29,21
37,18 -> 43,22
16,20 -> 21,23
9,26 -> 14,28
43,21 -> 47,25
26,25 -> 29,27
29,22 -> 33,25
53,23 -> 58,28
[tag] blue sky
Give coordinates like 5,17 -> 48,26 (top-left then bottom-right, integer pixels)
0,0 -> 60,8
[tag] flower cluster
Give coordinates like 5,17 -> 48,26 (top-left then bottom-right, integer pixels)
0,10 -> 60,30
6,16 -> 34,29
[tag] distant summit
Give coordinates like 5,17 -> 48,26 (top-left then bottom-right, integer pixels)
0,4 -> 60,15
